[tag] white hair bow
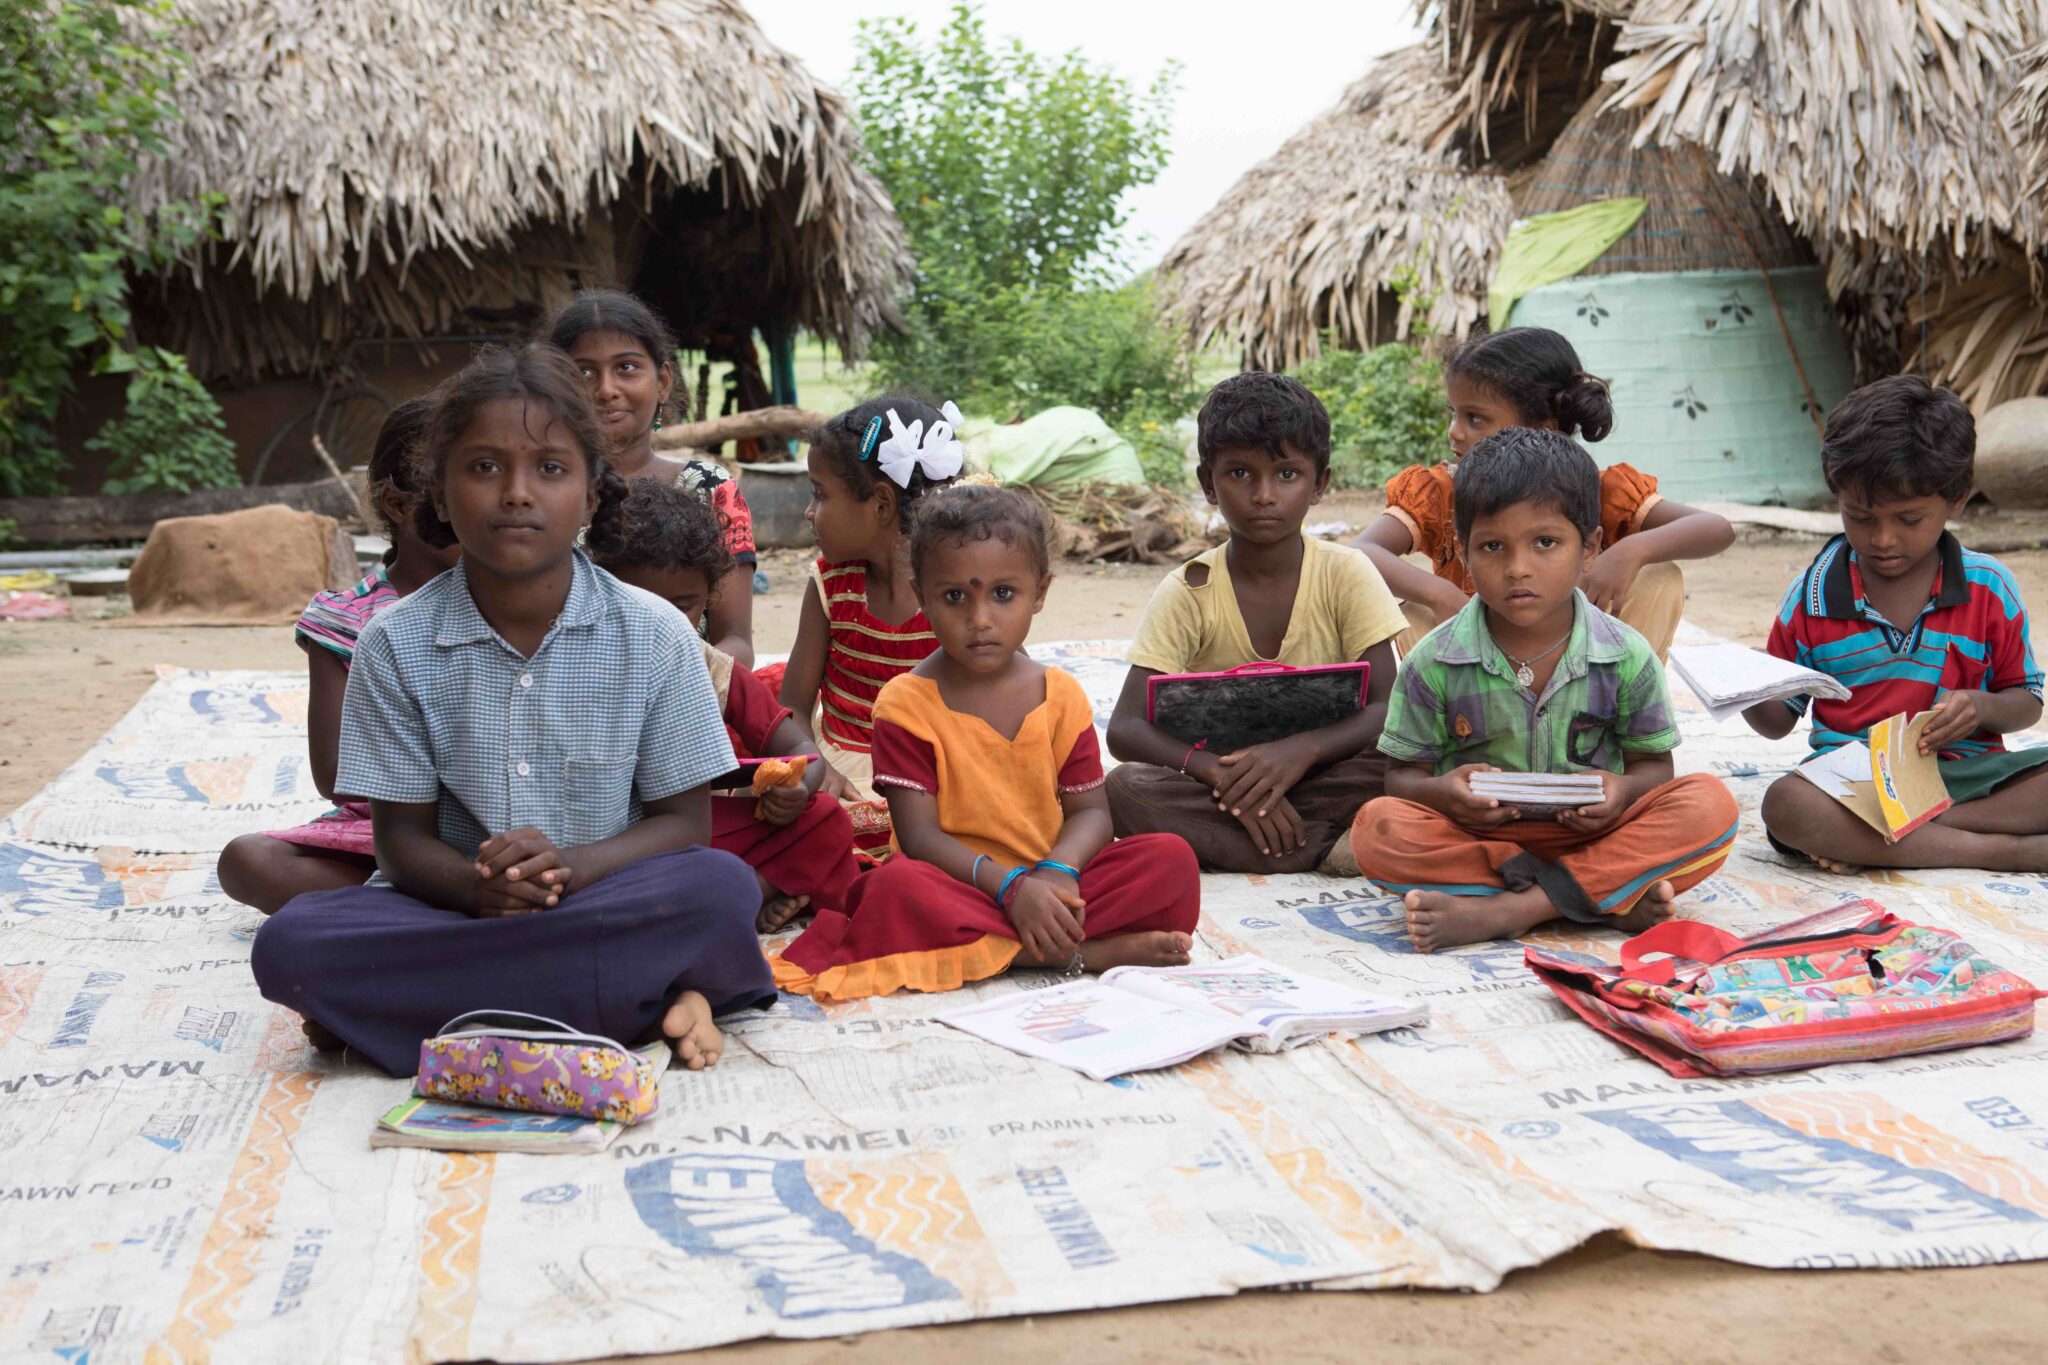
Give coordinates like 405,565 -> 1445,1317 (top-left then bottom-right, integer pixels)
874,401 -> 966,489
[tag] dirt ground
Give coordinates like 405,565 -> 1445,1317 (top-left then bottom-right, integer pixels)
4,507 -> 2048,1358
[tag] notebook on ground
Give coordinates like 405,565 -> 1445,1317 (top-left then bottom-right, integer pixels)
938,955 -> 1426,1081
1668,643 -> 1851,722
1146,661 -> 1370,754
371,1097 -> 625,1154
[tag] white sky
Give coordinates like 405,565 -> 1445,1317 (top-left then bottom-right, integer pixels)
744,0 -> 1426,268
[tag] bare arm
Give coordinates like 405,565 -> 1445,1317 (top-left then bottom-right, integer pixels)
561,786 -> 711,890
1616,499 -> 1736,566
705,572 -> 756,670
304,647 -> 349,803
762,715 -> 828,797
370,798 -> 500,914
1613,749 -> 1676,808
887,783 -> 1003,893
1357,514 -> 1466,621
1742,699 -> 1801,741
1972,688 -> 2045,734
777,576 -> 830,742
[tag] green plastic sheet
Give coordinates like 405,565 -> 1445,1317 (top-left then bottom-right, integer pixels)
971,406 -> 1145,487
1487,197 -> 1648,332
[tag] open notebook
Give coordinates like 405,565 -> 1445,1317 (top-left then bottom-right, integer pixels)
1669,643 -> 1850,722
938,955 -> 1426,1082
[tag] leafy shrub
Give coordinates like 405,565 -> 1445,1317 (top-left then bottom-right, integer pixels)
88,349 -> 239,495
1,0 -> 230,496
1293,343 -> 1445,490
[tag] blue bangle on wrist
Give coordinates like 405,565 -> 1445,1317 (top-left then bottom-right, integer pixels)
995,866 -> 1029,906
1033,858 -> 1081,880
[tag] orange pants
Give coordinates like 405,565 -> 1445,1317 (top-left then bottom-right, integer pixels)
1349,773 -> 1738,920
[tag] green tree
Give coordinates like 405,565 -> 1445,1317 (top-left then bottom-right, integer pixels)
850,3 -> 1191,464
1294,342 -> 1446,491
0,0 -> 234,497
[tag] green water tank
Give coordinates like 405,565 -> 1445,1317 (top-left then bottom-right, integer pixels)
1508,265 -> 1852,507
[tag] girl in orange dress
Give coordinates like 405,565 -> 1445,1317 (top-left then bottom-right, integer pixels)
778,397 -> 965,860
1354,327 -> 1733,658
775,487 -> 1200,1003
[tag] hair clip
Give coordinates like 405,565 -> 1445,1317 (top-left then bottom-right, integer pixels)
857,415 -> 885,462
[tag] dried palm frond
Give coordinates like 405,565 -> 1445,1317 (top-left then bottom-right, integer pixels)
1600,0 -> 2044,263
1418,0 -> 1630,169
1518,102 -> 1810,274
126,0 -> 910,381
1157,45 -> 1514,371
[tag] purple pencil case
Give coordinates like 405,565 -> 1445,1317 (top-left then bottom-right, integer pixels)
1146,660 -> 1371,753
415,1010 -> 666,1125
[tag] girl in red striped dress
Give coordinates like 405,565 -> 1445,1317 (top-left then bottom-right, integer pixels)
781,397 -> 966,859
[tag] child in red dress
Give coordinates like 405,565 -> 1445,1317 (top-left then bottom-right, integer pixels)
588,479 -> 860,931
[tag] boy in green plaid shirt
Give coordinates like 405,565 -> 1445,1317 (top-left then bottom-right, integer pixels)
1351,429 -> 1739,953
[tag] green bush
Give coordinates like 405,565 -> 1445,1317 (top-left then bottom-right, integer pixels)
88,349 -> 239,495
852,5 -> 1192,484
1,0 -> 230,496
1293,343 -> 1445,491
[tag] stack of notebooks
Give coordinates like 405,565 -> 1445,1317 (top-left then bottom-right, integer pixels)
1469,771 -> 1605,816
1669,643 -> 1851,721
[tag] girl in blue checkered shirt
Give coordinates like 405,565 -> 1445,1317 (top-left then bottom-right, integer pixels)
251,345 -> 774,1077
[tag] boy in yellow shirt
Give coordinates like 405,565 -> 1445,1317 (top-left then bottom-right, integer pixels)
1106,373 -> 1407,871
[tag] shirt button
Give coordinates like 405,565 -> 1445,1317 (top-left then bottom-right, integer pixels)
516,761 -> 530,777
520,673 -> 533,689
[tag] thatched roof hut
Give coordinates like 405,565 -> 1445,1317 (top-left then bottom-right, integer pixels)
1599,0 -> 2047,404
1167,0 -> 2048,413
1159,1 -> 1624,368
128,0 -> 910,384
1157,45 -> 1514,370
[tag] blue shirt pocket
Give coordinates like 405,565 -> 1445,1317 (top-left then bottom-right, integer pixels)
561,755 -> 635,847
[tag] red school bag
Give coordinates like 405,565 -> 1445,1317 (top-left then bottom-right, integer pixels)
1523,900 -> 2043,1078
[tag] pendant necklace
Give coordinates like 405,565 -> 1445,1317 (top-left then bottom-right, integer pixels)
1503,629 -> 1572,689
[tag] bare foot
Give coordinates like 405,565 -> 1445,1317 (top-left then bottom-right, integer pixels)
1613,881 -> 1676,933
1077,931 -> 1194,973
756,892 -> 810,933
302,1018 -> 345,1052
1403,888 -> 1556,954
661,990 -> 724,1070
1809,853 -> 1864,875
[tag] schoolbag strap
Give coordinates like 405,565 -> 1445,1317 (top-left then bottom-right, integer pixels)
1617,920 -> 1746,976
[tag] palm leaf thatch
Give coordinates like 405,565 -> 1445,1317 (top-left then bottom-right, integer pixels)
1518,102 -> 1810,274
1162,3 -> 1634,369
1600,0 -> 2042,262
1157,45 -> 1514,370
128,0 -> 909,382
1422,0 -> 1631,169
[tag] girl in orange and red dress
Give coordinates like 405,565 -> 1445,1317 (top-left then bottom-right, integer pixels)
587,477 -> 860,933
775,485 -> 1199,1003
775,397 -> 965,861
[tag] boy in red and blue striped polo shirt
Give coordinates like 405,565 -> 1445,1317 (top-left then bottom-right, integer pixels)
1746,376 -> 2048,872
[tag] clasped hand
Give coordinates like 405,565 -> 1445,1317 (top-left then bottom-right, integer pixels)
1007,866 -> 1085,963
1206,735 -> 1319,858
472,827 -> 573,916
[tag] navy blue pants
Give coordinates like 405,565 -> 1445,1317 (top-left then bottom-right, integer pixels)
251,846 -> 774,1075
